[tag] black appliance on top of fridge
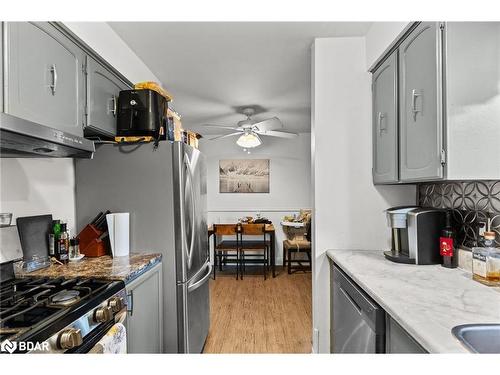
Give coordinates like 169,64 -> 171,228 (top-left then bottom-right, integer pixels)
75,141 -> 209,353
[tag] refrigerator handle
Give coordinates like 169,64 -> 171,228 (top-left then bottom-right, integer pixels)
183,153 -> 197,269
187,263 -> 212,292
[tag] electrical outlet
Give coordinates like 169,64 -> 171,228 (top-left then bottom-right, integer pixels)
312,328 -> 319,353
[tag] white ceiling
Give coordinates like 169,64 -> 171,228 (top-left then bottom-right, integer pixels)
109,22 -> 372,135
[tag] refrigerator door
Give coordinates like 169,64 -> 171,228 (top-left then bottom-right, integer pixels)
177,260 -> 212,353
173,142 -> 208,283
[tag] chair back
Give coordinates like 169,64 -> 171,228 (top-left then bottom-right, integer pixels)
240,223 -> 266,235
213,224 -> 239,236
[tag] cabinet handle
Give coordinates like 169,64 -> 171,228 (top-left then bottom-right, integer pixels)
377,112 -> 386,135
49,64 -> 58,96
411,89 -> 422,120
109,95 -> 117,117
127,290 -> 134,316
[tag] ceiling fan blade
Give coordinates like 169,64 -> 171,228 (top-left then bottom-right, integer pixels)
209,132 -> 243,141
255,130 -> 298,139
253,117 -> 283,131
203,124 -> 242,131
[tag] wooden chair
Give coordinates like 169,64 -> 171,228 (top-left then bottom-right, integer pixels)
283,220 -> 311,274
213,224 -> 241,279
239,224 -> 270,280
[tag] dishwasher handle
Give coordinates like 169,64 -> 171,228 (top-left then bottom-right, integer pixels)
333,264 -> 385,334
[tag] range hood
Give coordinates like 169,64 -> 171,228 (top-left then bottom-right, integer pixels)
0,113 -> 94,158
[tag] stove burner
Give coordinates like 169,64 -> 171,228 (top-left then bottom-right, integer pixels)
1,277 -> 125,351
50,290 -> 80,306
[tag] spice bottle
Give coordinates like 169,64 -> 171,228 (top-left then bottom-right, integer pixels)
69,238 -> 80,259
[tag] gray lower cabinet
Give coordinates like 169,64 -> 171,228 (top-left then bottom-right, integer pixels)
399,22 -> 444,182
3,22 -> 85,137
85,56 -> 129,138
372,51 -> 398,183
125,262 -> 163,353
386,316 -> 427,353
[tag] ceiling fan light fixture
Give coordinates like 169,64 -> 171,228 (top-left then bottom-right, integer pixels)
236,132 -> 262,148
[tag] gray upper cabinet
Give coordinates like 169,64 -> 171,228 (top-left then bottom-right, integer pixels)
372,52 -> 398,184
85,56 -> 129,138
372,22 -> 500,183
3,22 -> 85,137
398,22 -> 444,182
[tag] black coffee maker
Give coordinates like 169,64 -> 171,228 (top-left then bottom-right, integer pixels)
384,206 -> 446,265
117,89 -> 168,140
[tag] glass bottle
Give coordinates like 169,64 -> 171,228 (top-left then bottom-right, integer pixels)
472,231 -> 500,286
57,223 -> 69,264
440,210 -> 457,268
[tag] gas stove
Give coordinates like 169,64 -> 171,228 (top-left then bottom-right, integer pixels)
0,276 -> 126,353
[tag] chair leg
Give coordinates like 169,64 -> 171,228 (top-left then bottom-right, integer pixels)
288,249 -> 292,274
238,249 -> 242,280
265,246 -> 269,280
263,247 -> 267,280
236,250 -> 239,280
282,245 -> 286,269
241,251 -> 244,280
213,251 -> 217,280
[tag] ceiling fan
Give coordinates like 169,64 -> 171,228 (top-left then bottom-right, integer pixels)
204,107 -> 298,148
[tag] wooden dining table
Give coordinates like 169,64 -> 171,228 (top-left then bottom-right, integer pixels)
207,223 -> 277,278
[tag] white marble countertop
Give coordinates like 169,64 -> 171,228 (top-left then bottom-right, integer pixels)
326,249 -> 500,353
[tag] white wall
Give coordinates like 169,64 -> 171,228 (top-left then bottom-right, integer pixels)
365,22 -> 410,69
1,23 -> 159,234
0,159 -> 77,232
199,133 -> 311,265
311,37 -> 416,353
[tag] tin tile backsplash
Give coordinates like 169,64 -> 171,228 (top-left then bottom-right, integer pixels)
418,181 -> 500,248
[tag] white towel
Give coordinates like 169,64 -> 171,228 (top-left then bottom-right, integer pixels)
89,322 -> 127,354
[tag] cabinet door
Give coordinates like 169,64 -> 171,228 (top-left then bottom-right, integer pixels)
372,52 -> 398,184
399,22 -> 444,181
4,22 -> 85,136
126,264 -> 163,353
85,56 -> 129,137
386,316 -> 427,353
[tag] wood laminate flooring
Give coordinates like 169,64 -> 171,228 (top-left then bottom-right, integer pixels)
203,269 -> 312,353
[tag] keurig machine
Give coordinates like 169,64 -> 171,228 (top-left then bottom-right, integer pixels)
384,207 -> 446,265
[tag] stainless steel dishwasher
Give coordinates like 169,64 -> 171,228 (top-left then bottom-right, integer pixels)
331,263 -> 385,353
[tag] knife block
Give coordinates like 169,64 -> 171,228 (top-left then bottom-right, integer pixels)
77,224 -> 108,257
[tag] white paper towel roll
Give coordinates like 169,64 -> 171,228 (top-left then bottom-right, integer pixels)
106,213 -> 130,257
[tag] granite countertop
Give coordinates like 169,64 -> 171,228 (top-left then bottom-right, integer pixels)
15,252 -> 162,284
326,249 -> 500,353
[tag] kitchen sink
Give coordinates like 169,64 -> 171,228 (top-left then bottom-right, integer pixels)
452,324 -> 500,353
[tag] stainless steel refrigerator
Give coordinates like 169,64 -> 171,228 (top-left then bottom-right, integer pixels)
75,141 -> 210,353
